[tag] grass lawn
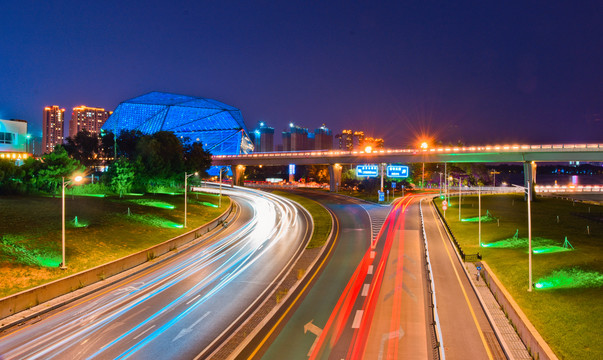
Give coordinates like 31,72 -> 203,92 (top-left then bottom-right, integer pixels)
435,193 -> 603,360
272,191 -> 332,249
0,192 -> 229,298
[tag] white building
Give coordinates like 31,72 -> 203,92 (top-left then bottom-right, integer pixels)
0,119 -> 30,162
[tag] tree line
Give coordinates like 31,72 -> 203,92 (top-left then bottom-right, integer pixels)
0,130 -> 212,195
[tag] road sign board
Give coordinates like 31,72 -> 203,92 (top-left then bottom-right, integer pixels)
392,181 -> 396,188
378,191 -> 385,202
442,204 -> 448,211
386,165 -> 409,178
442,200 -> 448,206
476,266 -> 482,271
356,164 -> 379,177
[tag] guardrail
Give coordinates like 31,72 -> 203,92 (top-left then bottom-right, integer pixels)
419,199 -> 445,360
431,197 -> 481,262
0,202 -> 234,323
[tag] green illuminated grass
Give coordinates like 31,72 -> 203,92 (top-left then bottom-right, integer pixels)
127,199 -> 176,209
0,193 -> 230,297
273,191 -> 332,249
437,194 -> 603,359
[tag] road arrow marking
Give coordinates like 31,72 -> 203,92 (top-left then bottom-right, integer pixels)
172,311 -> 210,342
378,327 -> 405,360
304,320 -> 323,356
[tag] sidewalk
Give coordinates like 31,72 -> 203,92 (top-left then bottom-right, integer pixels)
465,263 -> 532,360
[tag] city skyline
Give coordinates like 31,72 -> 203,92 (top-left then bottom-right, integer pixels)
1,1 -> 601,147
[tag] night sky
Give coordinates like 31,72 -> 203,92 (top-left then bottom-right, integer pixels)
1,1 -> 601,146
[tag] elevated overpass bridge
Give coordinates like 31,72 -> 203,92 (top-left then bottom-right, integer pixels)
212,143 -> 603,193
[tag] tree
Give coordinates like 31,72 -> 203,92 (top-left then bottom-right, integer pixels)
110,157 -> 136,197
36,147 -> 84,194
116,130 -> 144,159
136,131 -> 184,181
0,159 -> 25,194
184,142 -> 212,175
64,130 -> 100,167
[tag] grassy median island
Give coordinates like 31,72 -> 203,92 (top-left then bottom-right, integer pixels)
272,191 -> 332,249
0,193 -> 229,298
435,194 -> 603,360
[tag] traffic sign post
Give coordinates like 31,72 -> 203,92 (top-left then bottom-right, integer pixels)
378,191 -> 385,202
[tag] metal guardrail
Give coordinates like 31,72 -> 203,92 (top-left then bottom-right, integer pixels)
419,199 -> 445,360
431,197 -> 482,262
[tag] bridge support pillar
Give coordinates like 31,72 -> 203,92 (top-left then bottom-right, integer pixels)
232,165 -> 245,187
328,164 -> 342,192
523,161 -> 536,201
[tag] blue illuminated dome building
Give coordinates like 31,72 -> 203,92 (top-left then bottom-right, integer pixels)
102,92 -> 253,155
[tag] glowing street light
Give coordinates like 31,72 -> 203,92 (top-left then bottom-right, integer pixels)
61,175 -> 83,269
364,145 -> 373,153
184,172 -> 198,228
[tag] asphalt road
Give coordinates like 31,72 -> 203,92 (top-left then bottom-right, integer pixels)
422,198 -> 505,360
0,186 -> 311,360
260,191 -> 388,360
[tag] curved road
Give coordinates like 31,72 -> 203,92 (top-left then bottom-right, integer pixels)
0,186 -> 311,360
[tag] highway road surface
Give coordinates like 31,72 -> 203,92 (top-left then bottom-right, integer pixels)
0,186 -> 311,360
262,193 -> 506,360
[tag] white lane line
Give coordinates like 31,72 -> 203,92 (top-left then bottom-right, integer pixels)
134,325 -> 156,340
352,310 -> 364,329
361,284 -> 370,297
186,294 -> 201,305
370,251 -> 376,259
368,265 -> 374,275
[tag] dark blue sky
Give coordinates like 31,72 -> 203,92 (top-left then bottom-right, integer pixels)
1,1 -> 601,146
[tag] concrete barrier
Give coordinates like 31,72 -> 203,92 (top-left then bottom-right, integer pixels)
479,261 -> 559,360
0,202 -> 234,321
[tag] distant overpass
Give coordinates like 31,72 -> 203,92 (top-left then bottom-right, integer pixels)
212,143 -> 603,192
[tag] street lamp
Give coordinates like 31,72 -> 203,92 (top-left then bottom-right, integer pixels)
184,172 -> 198,228
61,175 -> 83,269
420,142 -> 428,189
513,184 -> 533,291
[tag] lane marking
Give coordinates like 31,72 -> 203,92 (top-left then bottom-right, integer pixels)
134,325 -> 156,340
246,209 -> 341,359
367,265 -> 373,275
186,294 -> 201,305
370,251 -> 376,259
0,206 -> 244,342
361,284 -> 370,297
429,202 -> 494,360
351,310 -> 364,329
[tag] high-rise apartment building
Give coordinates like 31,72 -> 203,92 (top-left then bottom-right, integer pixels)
69,105 -> 112,138
42,106 -> 65,153
314,124 -> 333,150
282,123 -> 311,151
336,129 -> 353,150
249,122 -> 275,152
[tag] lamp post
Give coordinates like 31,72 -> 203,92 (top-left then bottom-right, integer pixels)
478,186 -> 481,248
61,175 -> 83,269
218,167 -> 223,208
491,170 -> 500,187
513,184 -> 533,291
184,172 -> 198,228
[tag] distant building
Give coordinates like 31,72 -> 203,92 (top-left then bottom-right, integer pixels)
0,118 -> 30,162
314,124 -> 333,150
335,129 -> 353,151
250,122 -> 274,152
43,106 -> 65,153
69,105 -> 112,138
353,131 -> 365,149
335,129 -> 383,150
282,123 -> 311,151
